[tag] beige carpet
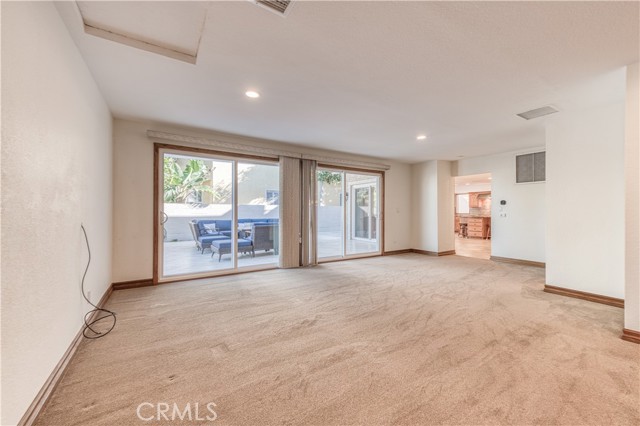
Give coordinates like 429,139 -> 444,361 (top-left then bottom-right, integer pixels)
36,254 -> 639,425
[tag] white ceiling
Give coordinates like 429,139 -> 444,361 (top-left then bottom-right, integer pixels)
455,173 -> 491,194
56,1 -> 638,163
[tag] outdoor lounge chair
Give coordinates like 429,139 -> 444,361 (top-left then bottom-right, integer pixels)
249,223 -> 279,254
190,219 -> 228,253
210,237 -> 254,261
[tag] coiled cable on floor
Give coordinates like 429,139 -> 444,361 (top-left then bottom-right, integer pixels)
81,224 -> 116,339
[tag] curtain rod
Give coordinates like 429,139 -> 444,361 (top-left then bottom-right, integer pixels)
147,130 -> 391,171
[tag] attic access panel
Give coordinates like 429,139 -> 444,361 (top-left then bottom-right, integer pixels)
76,1 -> 208,64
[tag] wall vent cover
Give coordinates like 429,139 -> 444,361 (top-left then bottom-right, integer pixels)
256,0 -> 291,15
516,151 -> 546,183
517,106 -> 558,120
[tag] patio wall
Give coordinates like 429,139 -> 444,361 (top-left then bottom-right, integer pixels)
164,203 -> 279,241
166,204 -> 343,241
318,206 -> 342,232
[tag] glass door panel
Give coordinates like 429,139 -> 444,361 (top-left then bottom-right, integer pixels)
316,169 -> 381,260
353,185 -> 371,239
237,161 -> 280,269
161,152 -> 235,278
345,173 -> 380,256
316,170 -> 344,259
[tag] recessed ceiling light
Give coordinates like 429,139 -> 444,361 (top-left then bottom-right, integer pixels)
465,183 -> 470,186
416,135 -> 427,140
245,90 -> 260,98
488,177 -> 492,180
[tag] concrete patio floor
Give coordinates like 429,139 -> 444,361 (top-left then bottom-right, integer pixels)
162,232 -> 379,277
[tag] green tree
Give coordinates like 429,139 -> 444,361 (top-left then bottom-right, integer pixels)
317,171 -> 342,205
317,170 -> 342,185
163,158 -> 215,203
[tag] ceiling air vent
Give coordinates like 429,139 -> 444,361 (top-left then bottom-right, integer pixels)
517,106 -> 559,120
255,0 -> 291,15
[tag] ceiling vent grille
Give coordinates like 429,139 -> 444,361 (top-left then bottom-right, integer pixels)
517,106 -> 558,120
256,0 -> 291,15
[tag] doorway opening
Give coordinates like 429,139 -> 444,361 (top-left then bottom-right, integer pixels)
316,168 -> 382,260
454,173 -> 492,259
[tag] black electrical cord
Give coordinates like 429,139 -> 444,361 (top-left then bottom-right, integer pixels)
81,224 -> 116,339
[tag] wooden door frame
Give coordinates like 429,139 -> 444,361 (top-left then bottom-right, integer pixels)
316,164 -> 385,262
153,143 -> 277,284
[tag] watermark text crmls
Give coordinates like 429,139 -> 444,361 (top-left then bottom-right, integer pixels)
136,402 -> 218,422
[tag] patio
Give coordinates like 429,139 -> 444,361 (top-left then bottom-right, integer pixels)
162,232 -> 379,277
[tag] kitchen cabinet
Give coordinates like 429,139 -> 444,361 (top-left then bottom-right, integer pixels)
469,192 -> 490,208
469,193 -> 479,208
467,217 -> 490,239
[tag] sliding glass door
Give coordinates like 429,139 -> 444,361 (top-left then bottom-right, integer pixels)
157,147 -> 380,279
157,147 -> 279,282
316,170 -> 344,258
316,168 -> 381,260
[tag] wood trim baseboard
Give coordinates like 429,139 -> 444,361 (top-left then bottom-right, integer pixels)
411,249 -> 456,256
621,328 -> 640,344
411,249 -> 435,256
112,278 -> 154,290
544,284 -> 624,308
18,284 -> 114,426
383,249 -> 412,256
491,255 -> 545,268
158,266 -> 279,285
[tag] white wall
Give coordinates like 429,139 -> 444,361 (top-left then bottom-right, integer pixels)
383,161 -> 412,252
112,119 -> 412,282
112,120 -> 154,282
411,161 -> 439,251
625,62 -> 640,331
1,3 -> 113,425
455,145 -> 546,263
437,161 -> 455,252
410,160 -> 454,253
546,101 -> 625,298
455,182 -> 492,194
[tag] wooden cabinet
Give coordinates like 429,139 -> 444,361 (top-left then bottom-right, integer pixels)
469,193 -> 479,208
469,192 -> 490,208
467,217 -> 490,238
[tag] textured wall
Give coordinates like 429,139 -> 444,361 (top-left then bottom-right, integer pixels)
410,160 -> 454,253
1,2 -> 113,424
546,102 -> 625,298
437,161 -> 455,253
411,161 -> 439,252
625,62 -> 640,331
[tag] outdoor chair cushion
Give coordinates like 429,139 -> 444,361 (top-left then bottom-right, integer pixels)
211,238 -> 253,251
198,235 -> 228,244
203,223 -> 217,234
196,220 -> 218,235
